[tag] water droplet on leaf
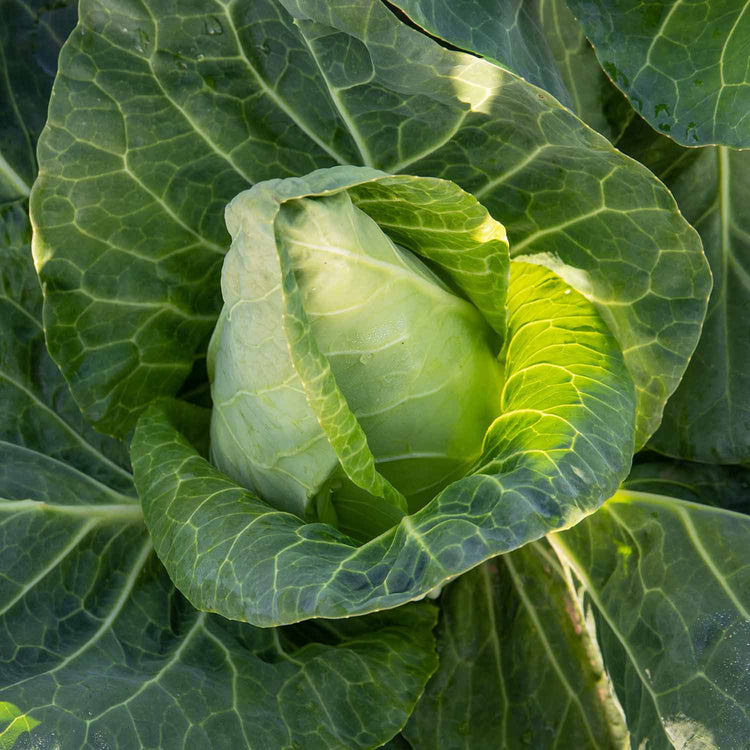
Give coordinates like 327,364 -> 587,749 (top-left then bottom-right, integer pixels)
133,28 -> 149,54
204,16 -> 224,35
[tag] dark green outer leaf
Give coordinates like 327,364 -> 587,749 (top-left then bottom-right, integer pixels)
0,201 -> 133,493
567,0 -> 750,147
33,0 -> 709,446
404,543 -> 629,750
619,121 -> 750,463
131,261 -> 636,626
0,0 -> 77,202
552,491 -> 750,749
388,0 -> 573,108
1,518 -> 438,750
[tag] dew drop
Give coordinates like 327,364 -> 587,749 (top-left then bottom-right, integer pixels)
204,16 -> 224,35
133,28 -> 149,54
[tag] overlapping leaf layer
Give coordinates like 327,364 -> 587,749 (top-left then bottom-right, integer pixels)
32,0 -> 708,447
132,250 -> 636,626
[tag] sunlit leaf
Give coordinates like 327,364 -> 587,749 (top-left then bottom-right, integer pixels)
387,0 -> 573,107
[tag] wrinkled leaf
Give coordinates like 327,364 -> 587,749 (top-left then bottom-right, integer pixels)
567,0 -> 750,147
32,0 -> 708,446
619,118 -> 750,463
404,543 -> 629,749
552,491 -> 750,749
0,202 -> 133,492
132,260 -> 636,625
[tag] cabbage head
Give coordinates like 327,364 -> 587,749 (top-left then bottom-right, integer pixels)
208,170 -> 507,540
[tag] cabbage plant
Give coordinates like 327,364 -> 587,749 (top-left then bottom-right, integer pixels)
2,1 -> 750,749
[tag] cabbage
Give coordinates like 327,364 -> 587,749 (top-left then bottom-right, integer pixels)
209,182 -> 503,539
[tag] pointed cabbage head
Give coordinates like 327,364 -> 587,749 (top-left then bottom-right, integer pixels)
208,169 -> 510,540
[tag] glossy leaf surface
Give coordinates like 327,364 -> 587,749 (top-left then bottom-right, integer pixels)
388,0 -> 572,107
537,0 -> 633,141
